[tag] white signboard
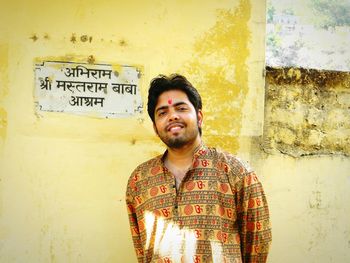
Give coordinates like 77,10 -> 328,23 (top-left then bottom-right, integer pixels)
35,61 -> 143,118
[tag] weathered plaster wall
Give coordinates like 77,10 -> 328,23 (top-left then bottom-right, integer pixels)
263,67 -> 350,157
0,0 -> 266,262
259,66 -> 350,262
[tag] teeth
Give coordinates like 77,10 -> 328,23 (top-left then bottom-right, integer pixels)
169,126 -> 182,132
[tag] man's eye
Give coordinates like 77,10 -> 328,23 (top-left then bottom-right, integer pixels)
178,107 -> 187,111
158,112 -> 166,116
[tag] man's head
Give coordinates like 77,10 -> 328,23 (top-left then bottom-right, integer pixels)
147,74 -> 203,148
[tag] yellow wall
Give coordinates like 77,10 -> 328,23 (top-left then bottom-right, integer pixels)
1,0 -> 349,262
263,155 -> 350,262
0,0 -> 265,262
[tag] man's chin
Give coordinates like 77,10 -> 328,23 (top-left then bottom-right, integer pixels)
163,138 -> 187,149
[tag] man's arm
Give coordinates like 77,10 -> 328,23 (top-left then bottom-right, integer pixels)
126,175 -> 144,263
237,171 -> 272,263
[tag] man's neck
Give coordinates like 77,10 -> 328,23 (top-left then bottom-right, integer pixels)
166,137 -> 202,169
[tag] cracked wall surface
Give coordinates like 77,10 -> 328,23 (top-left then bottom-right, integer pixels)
263,67 -> 350,157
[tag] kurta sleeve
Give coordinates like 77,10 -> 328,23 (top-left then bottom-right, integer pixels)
126,173 -> 144,263
236,170 -> 272,263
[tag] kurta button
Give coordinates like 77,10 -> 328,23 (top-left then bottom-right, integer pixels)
174,205 -> 178,209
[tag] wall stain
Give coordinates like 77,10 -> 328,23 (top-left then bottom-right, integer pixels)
309,190 -> 322,209
119,39 -> 127,47
70,33 -> 77,43
30,34 -> 38,41
80,35 -> 88,42
0,44 -> 8,145
65,34 -> 94,43
50,240 -> 56,263
266,66 -> 350,88
0,44 -> 9,99
87,55 -> 95,64
34,54 -> 97,65
184,0 -> 251,153
0,108 -> 7,143
264,66 -> 350,157
27,33 -> 121,44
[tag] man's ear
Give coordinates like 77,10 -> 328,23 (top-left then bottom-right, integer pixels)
197,110 -> 203,127
153,123 -> 159,136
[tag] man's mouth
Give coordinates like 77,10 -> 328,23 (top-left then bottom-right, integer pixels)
167,123 -> 184,132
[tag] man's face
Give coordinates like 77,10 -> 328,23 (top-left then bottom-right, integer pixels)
153,89 -> 202,149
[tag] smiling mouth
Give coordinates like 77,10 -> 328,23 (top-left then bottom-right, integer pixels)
167,123 -> 185,132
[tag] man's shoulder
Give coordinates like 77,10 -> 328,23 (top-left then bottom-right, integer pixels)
206,146 -> 253,174
129,154 -> 163,177
126,154 -> 163,194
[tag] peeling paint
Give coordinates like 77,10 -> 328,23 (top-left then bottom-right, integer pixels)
185,0 -> 251,153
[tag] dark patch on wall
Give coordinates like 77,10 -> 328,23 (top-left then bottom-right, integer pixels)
87,55 -> 95,64
70,33 -> 77,43
80,35 -> 89,42
119,39 -> 127,46
265,67 -> 350,88
263,67 -> 350,157
30,34 -> 38,41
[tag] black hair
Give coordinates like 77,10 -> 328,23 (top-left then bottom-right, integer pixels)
147,74 -> 202,134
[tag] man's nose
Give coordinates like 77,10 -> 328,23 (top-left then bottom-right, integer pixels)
168,109 -> 179,122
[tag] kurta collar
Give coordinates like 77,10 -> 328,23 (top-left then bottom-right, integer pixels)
159,143 -> 208,166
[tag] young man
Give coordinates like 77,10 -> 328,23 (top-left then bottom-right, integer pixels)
126,74 -> 271,263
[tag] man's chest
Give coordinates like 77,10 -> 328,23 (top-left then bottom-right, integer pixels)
134,167 -> 237,222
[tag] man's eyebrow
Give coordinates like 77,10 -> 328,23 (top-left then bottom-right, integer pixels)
155,105 -> 169,113
173,101 -> 188,107
155,101 -> 188,113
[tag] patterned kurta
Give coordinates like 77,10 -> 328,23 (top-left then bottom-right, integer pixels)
126,145 -> 271,263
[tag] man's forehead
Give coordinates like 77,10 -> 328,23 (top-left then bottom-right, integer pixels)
156,90 -> 190,106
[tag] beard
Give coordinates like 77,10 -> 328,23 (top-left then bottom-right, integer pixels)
156,123 -> 200,149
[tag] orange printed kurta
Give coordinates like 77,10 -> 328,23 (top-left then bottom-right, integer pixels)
126,145 -> 271,263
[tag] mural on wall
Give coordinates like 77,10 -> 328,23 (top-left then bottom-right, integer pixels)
266,0 -> 350,71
